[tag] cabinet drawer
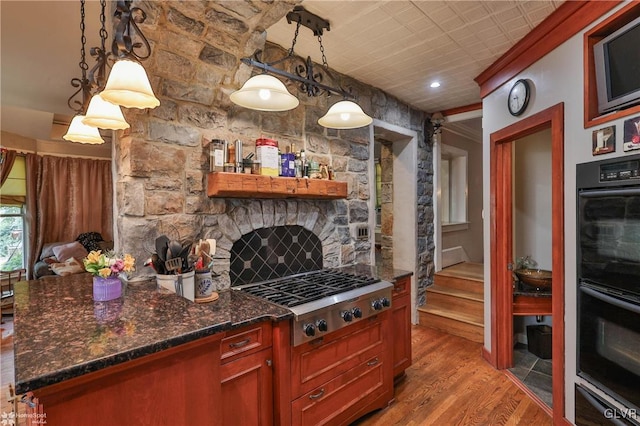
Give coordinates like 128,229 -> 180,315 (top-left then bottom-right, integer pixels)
221,322 -> 272,363
291,314 -> 389,398
392,276 -> 410,298
292,354 -> 388,426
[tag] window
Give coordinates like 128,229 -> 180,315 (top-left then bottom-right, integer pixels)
441,144 -> 468,230
1,155 -> 27,271
0,206 -> 25,270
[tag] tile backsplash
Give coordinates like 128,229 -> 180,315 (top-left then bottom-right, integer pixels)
230,225 -> 323,285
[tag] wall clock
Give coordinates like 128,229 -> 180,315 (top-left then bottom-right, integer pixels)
508,79 -> 531,116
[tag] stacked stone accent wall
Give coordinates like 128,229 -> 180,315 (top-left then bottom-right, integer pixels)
114,1 -> 433,300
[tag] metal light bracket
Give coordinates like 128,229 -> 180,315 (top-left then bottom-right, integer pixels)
240,6 -> 356,101
286,6 -> 330,36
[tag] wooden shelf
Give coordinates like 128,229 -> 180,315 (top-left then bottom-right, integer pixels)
513,295 -> 552,316
207,172 -> 347,199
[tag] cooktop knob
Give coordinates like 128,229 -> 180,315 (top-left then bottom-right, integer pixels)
372,299 -> 382,311
304,323 -> 316,337
342,310 -> 353,322
381,297 -> 391,308
352,307 -> 362,318
317,319 -> 328,332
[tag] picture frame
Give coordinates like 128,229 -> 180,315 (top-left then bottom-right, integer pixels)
623,115 -> 640,152
592,125 -> 615,155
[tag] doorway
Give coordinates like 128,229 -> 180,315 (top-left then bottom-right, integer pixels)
370,120 -> 418,323
489,103 -> 565,422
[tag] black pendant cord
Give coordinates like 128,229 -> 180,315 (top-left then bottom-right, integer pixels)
67,0 -> 92,114
88,0 -> 110,91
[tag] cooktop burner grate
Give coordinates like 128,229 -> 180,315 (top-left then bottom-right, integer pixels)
235,269 -> 380,307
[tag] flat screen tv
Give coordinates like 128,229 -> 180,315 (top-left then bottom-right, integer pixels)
594,16 -> 640,115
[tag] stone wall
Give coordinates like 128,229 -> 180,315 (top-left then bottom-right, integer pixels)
114,1 -> 433,299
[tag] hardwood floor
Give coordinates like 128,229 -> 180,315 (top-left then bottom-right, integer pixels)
1,319 -> 550,425
352,325 -> 552,426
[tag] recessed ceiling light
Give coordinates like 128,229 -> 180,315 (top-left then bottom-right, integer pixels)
430,81 -> 441,88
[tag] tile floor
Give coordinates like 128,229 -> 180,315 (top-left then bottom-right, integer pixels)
508,343 -> 553,408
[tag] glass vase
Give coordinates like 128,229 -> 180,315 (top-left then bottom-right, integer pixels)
92,276 -> 122,301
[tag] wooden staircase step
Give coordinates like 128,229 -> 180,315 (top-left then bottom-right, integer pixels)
436,262 -> 484,281
418,307 -> 484,343
433,274 -> 484,295
427,285 -> 483,302
426,286 -> 483,319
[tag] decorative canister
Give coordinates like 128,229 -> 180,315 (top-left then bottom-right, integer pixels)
195,269 -> 214,299
92,276 -> 122,302
256,137 -> 279,176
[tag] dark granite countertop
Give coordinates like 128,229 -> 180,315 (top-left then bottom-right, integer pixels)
513,280 -> 552,297
334,263 -> 413,282
13,273 -> 291,394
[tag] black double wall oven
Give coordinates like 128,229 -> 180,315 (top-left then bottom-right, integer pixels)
576,155 -> 640,425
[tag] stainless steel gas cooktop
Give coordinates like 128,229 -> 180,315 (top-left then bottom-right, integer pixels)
233,269 -> 393,346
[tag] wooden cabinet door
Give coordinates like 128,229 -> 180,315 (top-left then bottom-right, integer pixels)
392,277 -> 412,378
221,347 -> 273,426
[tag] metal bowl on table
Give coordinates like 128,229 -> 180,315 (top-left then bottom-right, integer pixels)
515,269 -> 552,289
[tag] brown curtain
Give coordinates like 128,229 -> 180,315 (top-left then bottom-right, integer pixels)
0,149 -> 17,186
25,153 -> 40,279
25,154 -> 113,279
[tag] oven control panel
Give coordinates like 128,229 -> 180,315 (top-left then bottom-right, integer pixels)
599,159 -> 640,182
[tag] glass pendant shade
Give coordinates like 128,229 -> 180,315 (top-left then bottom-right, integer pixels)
63,116 -> 105,144
318,100 -> 373,129
82,94 -> 130,129
230,74 -> 299,111
101,59 -> 160,109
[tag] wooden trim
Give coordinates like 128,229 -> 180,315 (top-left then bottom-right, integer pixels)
504,369 -> 554,418
475,1 -> 621,98
481,347 -> 494,367
583,2 -> 640,128
272,320 -> 292,426
489,103 -> 565,423
441,103 -> 482,117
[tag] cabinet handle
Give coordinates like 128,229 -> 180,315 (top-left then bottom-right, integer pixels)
266,359 -> 272,367
367,357 -> 379,367
309,388 -> 325,400
229,338 -> 251,349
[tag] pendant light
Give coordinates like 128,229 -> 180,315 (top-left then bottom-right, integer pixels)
82,1 -> 129,130
230,74 -> 299,112
100,0 -> 159,110
63,0 -> 105,144
318,100 -> 373,130
101,59 -> 160,109
231,6 -> 372,129
82,93 -> 130,129
64,116 -> 105,144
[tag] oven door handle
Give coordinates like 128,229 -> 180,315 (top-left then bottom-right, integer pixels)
579,188 -> 640,198
582,286 -> 640,315
576,386 -> 630,426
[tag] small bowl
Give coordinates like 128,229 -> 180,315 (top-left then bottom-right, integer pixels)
515,269 -> 552,289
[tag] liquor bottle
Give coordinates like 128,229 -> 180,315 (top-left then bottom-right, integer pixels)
294,151 -> 302,178
279,148 -> 285,176
301,149 -> 308,177
287,145 -> 295,177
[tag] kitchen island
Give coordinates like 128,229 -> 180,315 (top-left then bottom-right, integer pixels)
12,266 -> 411,425
13,273 -> 291,425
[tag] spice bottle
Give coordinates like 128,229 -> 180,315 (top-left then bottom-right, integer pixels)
209,139 -> 225,172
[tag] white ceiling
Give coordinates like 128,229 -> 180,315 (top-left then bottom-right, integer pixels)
266,1 -> 564,113
1,1 -> 563,143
